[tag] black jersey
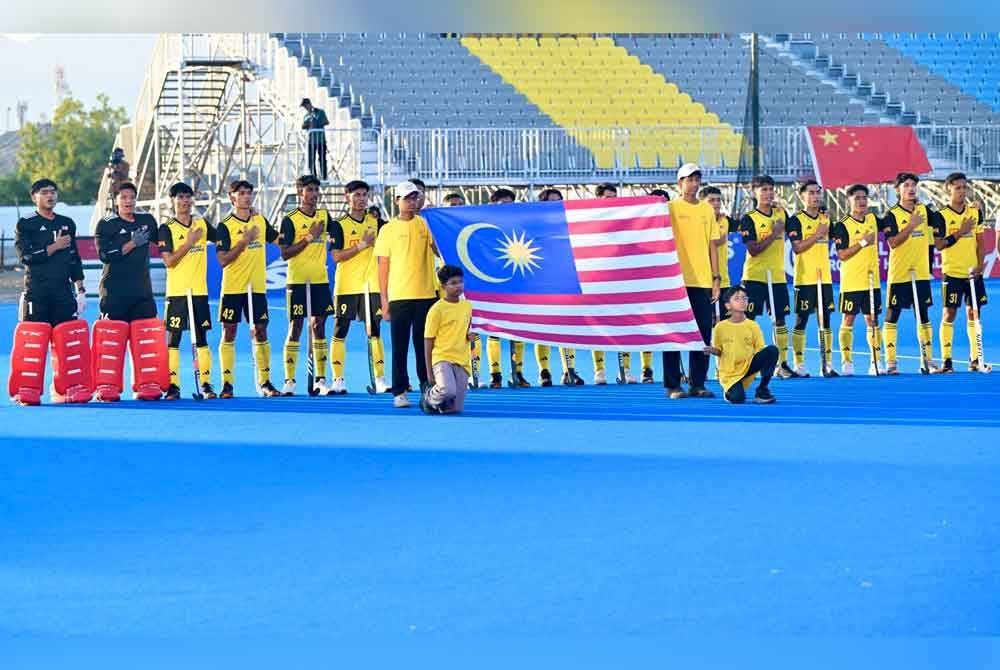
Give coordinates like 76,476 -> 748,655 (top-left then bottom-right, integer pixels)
14,212 -> 84,294
96,212 -> 157,299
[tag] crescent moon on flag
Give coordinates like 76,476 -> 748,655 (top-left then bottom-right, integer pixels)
456,223 -> 510,284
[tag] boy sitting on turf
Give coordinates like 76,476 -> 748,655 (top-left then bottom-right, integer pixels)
421,265 -> 475,414
704,285 -> 779,404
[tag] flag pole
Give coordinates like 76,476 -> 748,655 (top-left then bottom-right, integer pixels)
750,32 -> 760,176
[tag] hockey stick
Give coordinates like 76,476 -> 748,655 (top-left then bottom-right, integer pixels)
506,339 -> 519,388
766,269 -> 781,376
816,269 -> 830,377
247,283 -> 260,393
186,289 -> 204,400
306,280 -> 319,395
469,336 -> 480,391
969,267 -> 993,373
363,282 -> 378,394
616,351 -> 626,384
910,270 -> 930,374
868,271 -> 880,376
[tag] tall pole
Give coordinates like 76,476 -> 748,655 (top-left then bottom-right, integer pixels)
750,32 -> 760,176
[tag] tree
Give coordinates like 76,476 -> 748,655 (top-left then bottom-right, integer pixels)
12,95 -> 128,205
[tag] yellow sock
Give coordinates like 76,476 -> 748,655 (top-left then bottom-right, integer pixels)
254,340 -> 271,385
371,336 -> 385,377
839,326 -> 853,364
284,340 -> 300,381
775,325 -> 789,365
168,347 -> 180,386
621,352 -> 631,368
219,339 -> 236,384
640,351 -> 653,371
487,337 -> 501,374
791,328 -> 806,367
940,321 -> 954,361
823,328 -> 833,359
919,322 -> 933,364
513,340 -> 525,372
330,337 -> 346,378
592,350 -> 605,372
867,322 -> 880,358
882,322 -> 898,365
312,338 -> 328,379
535,344 -> 550,372
196,346 -> 212,382
560,347 -> 576,370
967,321 -> 978,362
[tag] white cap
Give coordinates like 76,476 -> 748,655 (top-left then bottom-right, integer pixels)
395,180 -> 421,199
677,163 -> 702,181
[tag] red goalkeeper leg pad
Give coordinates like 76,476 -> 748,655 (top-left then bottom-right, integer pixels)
8,321 -> 52,405
92,319 -> 129,402
130,318 -> 169,400
51,319 -> 94,404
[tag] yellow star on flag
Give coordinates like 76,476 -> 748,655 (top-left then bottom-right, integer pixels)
820,130 -> 839,146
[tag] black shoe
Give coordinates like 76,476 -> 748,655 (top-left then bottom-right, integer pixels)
165,384 -> 181,401
514,371 -> 531,388
666,387 -> 688,399
689,386 -> 715,398
419,390 -> 432,414
201,383 -> 218,400
776,362 -> 800,379
641,367 -> 654,384
220,382 -> 234,399
259,380 -> 281,397
821,365 -> 840,378
561,368 -> 585,386
754,386 -> 776,404
540,369 -> 553,387
489,372 -> 503,389
941,358 -> 955,373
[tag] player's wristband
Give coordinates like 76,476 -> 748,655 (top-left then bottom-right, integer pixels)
859,239 -> 869,248
945,234 -> 957,247
712,275 -> 721,281
356,240 -> 368,251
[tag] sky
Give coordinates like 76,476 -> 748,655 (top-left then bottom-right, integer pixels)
0,33 -> 157,129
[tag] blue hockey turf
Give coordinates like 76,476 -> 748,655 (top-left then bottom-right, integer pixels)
0,283 -> 998,638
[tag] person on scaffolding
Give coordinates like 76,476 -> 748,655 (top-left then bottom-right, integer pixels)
301,98 -> 329,181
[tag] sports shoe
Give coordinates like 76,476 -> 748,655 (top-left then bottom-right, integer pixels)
753,387 -> 776,404
941,358 -> 954,373
666,387 -> 688,399
594,369 -> 607,385
841,362 -> 855,377
921,360 -> 941,375
885,363 -> 900,376
969,359 -> 981,372
512,371 -> 531,388
201,383 -> 218,399
689,386 -> 715,398
867,361 -> 886,376
489,372 -> 503,389
165,384 -> 181,400
374,375 -> 390,393
562,368 -> 585,386
281,378 -> 296,396
313,377 -> 334,395
821,364 -> 840,378
793,363 -> 811,378
330,377 -> 348,395
539,369 -> 553,387
259,380 -> 281,397
393,393 -> 410,408
623,369 -> 638,384
776,362 -> 801,379
641,367 -> 654,384
219,382 -> 234,399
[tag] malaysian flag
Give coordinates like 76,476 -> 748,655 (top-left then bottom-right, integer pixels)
422,196 -> 704,351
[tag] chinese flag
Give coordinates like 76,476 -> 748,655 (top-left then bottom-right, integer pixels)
806,126 -> 931,189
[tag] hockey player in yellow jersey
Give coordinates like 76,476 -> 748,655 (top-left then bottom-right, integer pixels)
215,180 -> 282,398
930,172 -> 989,373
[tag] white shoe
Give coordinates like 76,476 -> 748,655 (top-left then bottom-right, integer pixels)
313,377 -> 334,395
623,369 -> 637,384
793,363 -> 811,378
393,393 -> 410,408
281,379 -> 296,396
374,375 -> 389,393
330,377 -> 347,394
594,369 -> 607,385
841,362 -> 855,376
868,361 -> 886,376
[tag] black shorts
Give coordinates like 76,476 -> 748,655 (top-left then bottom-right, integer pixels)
219,292 -> 269,325
942,275 -> 988,309
744,279 -> 790,320
99,294 -> 157,322
887,279 -> 932,311
839,289 -> 882,315
164,295 -> 212,332
19,289 -> 77,327
792,283 -> 835,317
286,283 -> 334,321
335,292 -> 382,323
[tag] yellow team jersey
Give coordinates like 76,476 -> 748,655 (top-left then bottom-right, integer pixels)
739,207 -> 788,283
280,208 -> 331,285
716,214 -> 734,287
831,213 -> 880,293
424,298 -> 472,374
330,212 -> 382,295
158,217 -> 215,297
880,204 -> 934,283
934,205 -> 984,279
786,211 -> 833,285
668,199 -> 720,289
217,213 -> 279,294
712,318 -> 766,392
373,215 -> 438,301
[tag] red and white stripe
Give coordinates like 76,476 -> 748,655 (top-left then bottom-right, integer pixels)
466,197 -> 704,351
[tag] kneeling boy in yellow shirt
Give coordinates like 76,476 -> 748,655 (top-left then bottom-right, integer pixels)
421,265 -> 476,414
705,285 -> 779,404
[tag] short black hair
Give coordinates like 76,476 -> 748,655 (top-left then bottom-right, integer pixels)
345,180 -> 370,194
699,186 -> 722,198
116,182 -> 138,196
296,175 -> 321,190
798,179 -> 820,194
409,177 -> 426,189
229,179 -> 254,193
893,172 -> 920,188
723,285 -> 748,304
751,174 -> 775,189
169,182 -> 194,198
539,188 -> 563,201
595,182 -> 618,197
846,183 -> 869,197
30,178 -> 57,194
649,188 -> 670,200
437,264 -> 464,284
945,172 -> 967,187
490,188 -> 516,203
444,192 -> 464,202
